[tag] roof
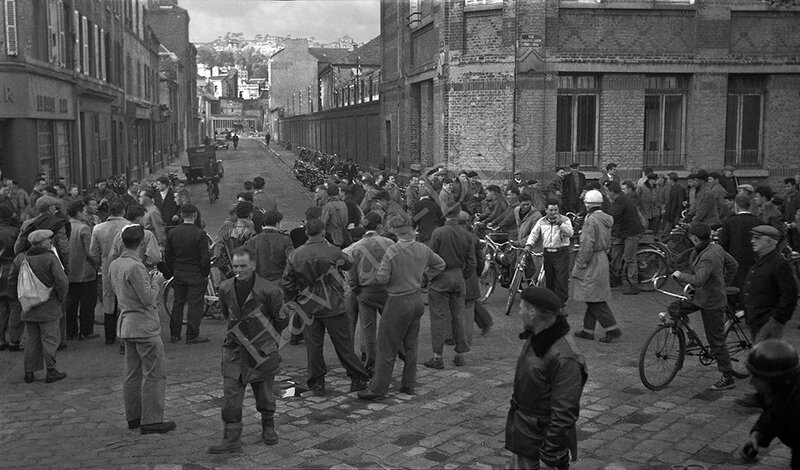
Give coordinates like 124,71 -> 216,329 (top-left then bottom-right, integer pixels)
308,47 -> 351,65
336,36 -> 381,66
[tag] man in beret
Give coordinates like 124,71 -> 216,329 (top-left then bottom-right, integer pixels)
735,224 -> 799,410
505,286 -> 587,470
165,204 -> 211,345
9,229 -> 69,383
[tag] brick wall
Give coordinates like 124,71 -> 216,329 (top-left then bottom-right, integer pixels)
557,9 -> 695,55
730,12 -> 800,56
599,74 -> 645,171
763,75 -> 800,186
685,73 -> 727,170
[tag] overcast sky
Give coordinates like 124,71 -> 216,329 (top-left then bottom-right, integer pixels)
182,0 -> 380,44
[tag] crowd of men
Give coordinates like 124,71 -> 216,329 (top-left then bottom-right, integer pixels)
2,155 -> 800,468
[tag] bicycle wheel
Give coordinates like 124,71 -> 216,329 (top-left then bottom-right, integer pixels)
504,265 -> 524,316
724,317 -> 753,379
478,265 -> 497,303
638,323 -> 686,391
636,249 -> 668,291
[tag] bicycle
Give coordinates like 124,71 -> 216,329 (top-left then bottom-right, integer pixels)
205,176 -> 220,203
637,276 -> 752,391
503,249 -> 544,316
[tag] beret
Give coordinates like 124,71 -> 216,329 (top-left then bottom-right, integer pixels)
180,203 -> 198,214
28,229 -> 53,244
751,225 -> 781,241
520,286 -> 562,313
35,196 -> 61,211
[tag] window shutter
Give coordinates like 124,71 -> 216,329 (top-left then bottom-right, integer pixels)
46,0 -> 55,62
93,24 -> 99,78
57,1 -> 66,67
73,10 -> 80,72
5,0 -> 18,56
82,16 -> 89,75
100,29 -> 106,81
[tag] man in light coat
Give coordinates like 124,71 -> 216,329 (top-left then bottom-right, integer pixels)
571,190 -> 622,343
65,200 -> 99,341
109,224 -> 175,434
90,201 -> 130,345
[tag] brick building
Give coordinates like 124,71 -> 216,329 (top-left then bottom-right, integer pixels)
380,0 -> 800,184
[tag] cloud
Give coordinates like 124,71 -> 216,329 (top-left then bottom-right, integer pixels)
182,0 -> 380,44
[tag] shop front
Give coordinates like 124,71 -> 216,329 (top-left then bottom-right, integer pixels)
0,72 -> 76,188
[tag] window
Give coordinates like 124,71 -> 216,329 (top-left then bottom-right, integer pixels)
45,0 -> 66,66
465,0 -> 503,5
72,10 -> 80,72
55,121 -> 70,182
93,24 -> 99,78
37,121 -> 55,182
556,75 -> 598,167
725,76 -> 764,168
644,75 -> 687,168
100,29 -> 106,81
81,16 -> 89,75
4,0 -> 18,56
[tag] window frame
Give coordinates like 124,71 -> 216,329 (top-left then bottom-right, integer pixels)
556,75 -> 599,168
725,91 -> 764,168
643,75 -> 688,169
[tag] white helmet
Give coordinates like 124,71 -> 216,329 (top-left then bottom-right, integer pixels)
584,189 -> 603,204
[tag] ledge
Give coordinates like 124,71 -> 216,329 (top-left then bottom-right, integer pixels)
559,1 -> 697,11
464,3 -> 503,13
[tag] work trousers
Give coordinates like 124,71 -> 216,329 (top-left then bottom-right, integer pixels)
612,235 -> 641,285
169,281 -> 206,339
428,289 -> 470,355
222,375 -> 276,423
581,302 -> 618,332
0,297 -> 23,345
543,249 -> 570,307
303,312 -> 369,389
344,290 -> 360,354
357,288 -> 387,371
668,300 -> 732,374
368,293 -> 424,395
123,336 -> 167,425
23,320 -> 60,373
464,300 -> 476,345
474,301 -> 493,331
65,280 -> 98,337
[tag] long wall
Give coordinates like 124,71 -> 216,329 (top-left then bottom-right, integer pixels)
278,101 -> 382,170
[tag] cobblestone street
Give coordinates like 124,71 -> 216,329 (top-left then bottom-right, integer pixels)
1,141 -> 798,469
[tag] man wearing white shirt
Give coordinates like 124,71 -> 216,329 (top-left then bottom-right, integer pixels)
525,200 -> 574,308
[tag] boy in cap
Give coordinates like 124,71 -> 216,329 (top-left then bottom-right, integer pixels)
9,229 -> 69,383
505,286 -> 587,470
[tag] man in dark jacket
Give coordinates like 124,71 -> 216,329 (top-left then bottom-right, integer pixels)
505,286 -> 587,470
0,206 -> 22,351
718,194 -> 763,304
476,185 -> 507,224
412,192 -> 444,244
562,162 -> 586,214
165,204 -> 211,344
282,219 -> 369,396
9,229 -> 69,383
424,208 -> 476,369
154,176 -> 179,229
208,247 -> 287,454
661,172 -> 687,238
607,182 -> 644,295
670,223 -> 739,391
243,211 -> 293,283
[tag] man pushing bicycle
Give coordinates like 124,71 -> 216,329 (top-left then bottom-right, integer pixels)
669,222 -> 739,391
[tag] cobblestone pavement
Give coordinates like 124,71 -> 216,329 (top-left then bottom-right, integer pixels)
1,140 -> 798,469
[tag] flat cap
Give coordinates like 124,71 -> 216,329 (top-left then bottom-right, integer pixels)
28,229 -> 53,244
667,172 -> 679,181
409,163 -> 421,172
724,165 -> 735,171
697,170 -> 708,180
157,175 -> 170,183
687,173 -> 698,180
180,203 -> 198,214
737,184 -> 754,193
751,225 -> 781,241
35,196 -> 61,211
520,286 -> 562,313
466,171 -> 478,178
569,162 -> 580,169
526,179 -> 538,185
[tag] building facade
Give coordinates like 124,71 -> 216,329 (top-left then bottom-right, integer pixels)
380,0 -> 800,184
0,0 -> 193,189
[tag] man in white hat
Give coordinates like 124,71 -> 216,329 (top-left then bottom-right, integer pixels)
9,229 -> 69,383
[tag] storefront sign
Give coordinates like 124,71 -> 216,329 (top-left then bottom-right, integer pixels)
0,73 -> 75,120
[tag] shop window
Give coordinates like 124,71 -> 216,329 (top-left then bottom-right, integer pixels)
556,75 -> 598,167
55,121 -> 70,183
643,75 -> 687,168
37,121 -> 55,182
725,75 -> 764,168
